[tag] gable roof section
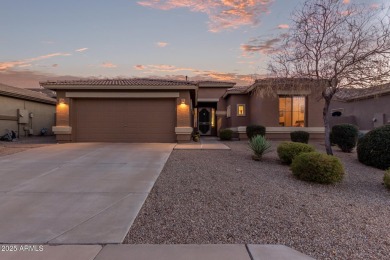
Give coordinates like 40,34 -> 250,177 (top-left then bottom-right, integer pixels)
197,81 -> 236,88
335,83 -> 390,102
0,83 -> 56,105
222,86 -> 250,98
41,78 -> 198,90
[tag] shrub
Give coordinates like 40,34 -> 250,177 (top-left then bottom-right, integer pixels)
219,129 -> 233,141
248,135 -> 272,161
291,152 -> 344,184
246,125 -> 266,139
384,169 -> 390,190
290,131 -> 310,143
331,124 -> 359,152
277,142 -> 315,165
357,125 -> 390,170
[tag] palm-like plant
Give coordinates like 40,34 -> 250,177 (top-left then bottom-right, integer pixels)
248,135 -> 272,161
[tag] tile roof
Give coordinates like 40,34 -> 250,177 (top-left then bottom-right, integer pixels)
0,83 -> 56,104
335,83 -> 390,101
27,88 -> 57,98
40,78 -> 198,87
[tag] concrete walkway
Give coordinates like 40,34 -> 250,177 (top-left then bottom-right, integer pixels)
174,137 -> 230,150
0,244 -> 315,260
0,143 -> 174,244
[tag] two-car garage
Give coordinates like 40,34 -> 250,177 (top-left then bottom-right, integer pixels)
74,98 -> 177,143
41,79 -> 197,143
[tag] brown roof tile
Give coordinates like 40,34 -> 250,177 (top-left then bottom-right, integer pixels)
335,83 -> 390,101
40,78 -> 197,87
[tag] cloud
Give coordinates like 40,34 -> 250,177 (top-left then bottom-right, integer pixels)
156,42 -> 168,47
134,65 -> 146,70
137,0 -> 273,32
101,62 -> 117,68
132,63 -> 259,85
241,36 -> 284,55
52,64 -> 58,67
75,47 -> 88,52
0,69 -> 90,88
343,0 -> 350,4
277,24 -> 289,29
0,52 -> 71,71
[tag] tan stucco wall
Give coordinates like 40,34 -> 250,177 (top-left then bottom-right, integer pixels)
0,95 -> 55,137
249,94 -> 279,126
198,87 -> 229,99
330,94 -> 390,130
225,95 -> 250,128
248,92 -> 324,127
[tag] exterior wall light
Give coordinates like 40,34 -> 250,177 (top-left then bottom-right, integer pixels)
181,98 -> 186,105
58,98 -> 65,105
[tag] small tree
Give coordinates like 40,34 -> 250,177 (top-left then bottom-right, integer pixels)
266,0 -> 390,155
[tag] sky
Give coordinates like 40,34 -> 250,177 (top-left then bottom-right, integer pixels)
0,0 -> 385,88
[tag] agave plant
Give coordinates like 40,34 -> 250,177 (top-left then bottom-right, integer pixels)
248,135 -> 272,161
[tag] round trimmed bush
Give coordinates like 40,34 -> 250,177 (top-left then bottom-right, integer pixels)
219,129 -> 233,141
357,125 -> 390,170
290,131 -> 310,143
291,152 -> 344,184
277,141 -> 315,164
384,169 -> 390,190
246,125 -> 266,139
331,124 -> 359,152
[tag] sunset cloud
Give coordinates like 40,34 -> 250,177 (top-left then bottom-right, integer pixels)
241,36 -> 284,55
0,52 -> 71,71
101,62 -> 117,68
134,64 -> 145,70
75,47 -> 88,52
277,24 -> 289,29
343,0 -> 350,4
137,0 -> 273,32
133,64 -> 258,85
156,42 -> 168,47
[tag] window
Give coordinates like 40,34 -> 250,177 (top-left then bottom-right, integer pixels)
237,104 -> 246,116
279,96 -> 306,127
227,105 -> 231,118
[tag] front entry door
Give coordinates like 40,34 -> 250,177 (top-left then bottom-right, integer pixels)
198,108 -> 211,135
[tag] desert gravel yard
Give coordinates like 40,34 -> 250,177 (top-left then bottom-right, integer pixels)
125,141 -> 390,260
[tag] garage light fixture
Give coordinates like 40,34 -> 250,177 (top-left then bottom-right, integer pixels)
181,98 -> 186,105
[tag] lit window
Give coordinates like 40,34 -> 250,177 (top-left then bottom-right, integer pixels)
227,105 -> 231,118
279,96 -> 306,127
237,104 -> 246,116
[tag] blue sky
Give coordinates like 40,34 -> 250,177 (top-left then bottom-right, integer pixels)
0,0 -> 384,88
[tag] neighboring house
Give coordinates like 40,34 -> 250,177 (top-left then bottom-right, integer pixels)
0,83 -> 56,137
42,78 -> 326,143
330,84 -> 390,131
27,88 -> 57,99
217,78 -> 325,139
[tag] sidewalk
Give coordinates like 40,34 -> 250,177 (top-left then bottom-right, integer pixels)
0,244 -> 314,260
174,136 -> 231,150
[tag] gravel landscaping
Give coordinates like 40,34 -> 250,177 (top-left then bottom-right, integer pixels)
125,141 -> 390,260
0,136 -> 56,157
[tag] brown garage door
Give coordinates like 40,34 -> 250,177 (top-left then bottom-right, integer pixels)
74,98 -> 176,142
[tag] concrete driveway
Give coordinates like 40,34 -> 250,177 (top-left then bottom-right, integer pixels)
0,143 -> 174,244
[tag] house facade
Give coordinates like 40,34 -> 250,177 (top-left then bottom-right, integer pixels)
42,78 -> 326,143
0,83 -> 56,137
217,79 -> 325,140
330,84 -> 390,130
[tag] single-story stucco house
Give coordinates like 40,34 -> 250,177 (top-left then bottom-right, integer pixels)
0,83 -> 56,137
329,83 -> 390,131
41,78 -> 326,143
